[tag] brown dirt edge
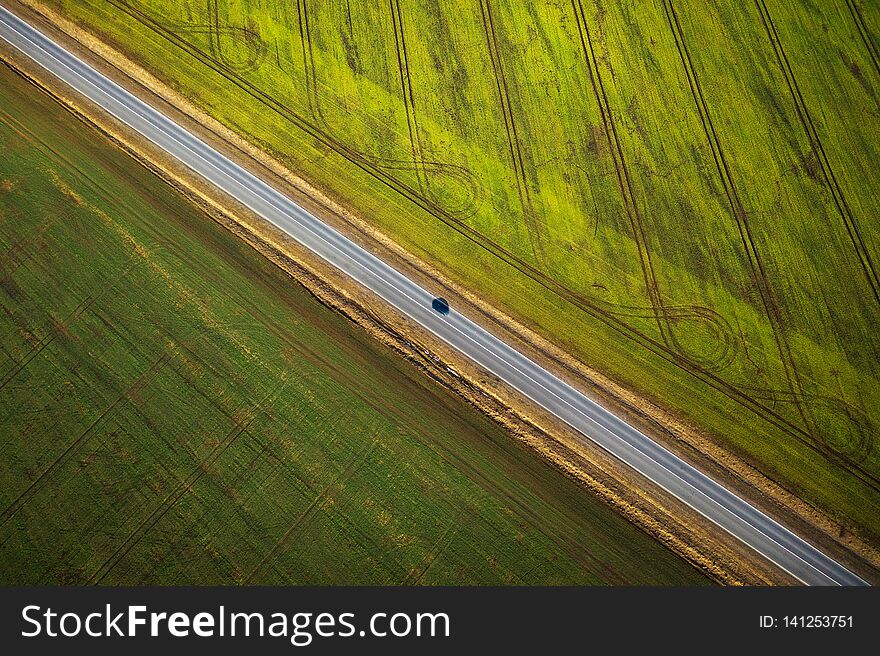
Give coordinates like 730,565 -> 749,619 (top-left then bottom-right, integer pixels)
3,0 -> 877,584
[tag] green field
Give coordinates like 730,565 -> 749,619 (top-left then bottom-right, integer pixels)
37,0 -> 880,544
0,62 -> 709,584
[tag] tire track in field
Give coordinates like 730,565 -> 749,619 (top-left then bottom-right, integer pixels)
0,95 -> 421,577
663,0 -> 814,444
0,294 -> 94,392
244,439 -> 377,584
0,109 -> 146,397
0,108 -> 78,300
570,0 -> 734,373
239,316 -> 628,585
664,0 -> 873,465
198,303 -> 628,585
0,98 -> 179,379
390,0 -> 429,196
166,0 -> 267,74
0,214 -> 51,294
0,102 -> 264,550
0,94 -> 178,258
756,0 -> 880,307
87,376 -> 288,584
845,0 -> 880,80
295,0 -> 325,126
206,0 -> 265,74
95,0 -> 879,488
320,362 -> 630,585
740,385 -> 873,460
5,61 -> 374,403
0,352 -> 169,528
293,0 -> 482,219
402,506 -> 468,585
479,0 -> 545,265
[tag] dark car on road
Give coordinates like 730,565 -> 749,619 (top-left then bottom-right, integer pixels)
431,297 -> 450,315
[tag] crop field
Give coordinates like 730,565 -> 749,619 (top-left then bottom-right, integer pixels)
33,0 -> 880,544
0,62 -> 710,584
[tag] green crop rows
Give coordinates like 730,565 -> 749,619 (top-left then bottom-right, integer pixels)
0,62 -> 708,584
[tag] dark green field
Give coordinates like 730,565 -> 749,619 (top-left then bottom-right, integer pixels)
39,0 -> 880,543
0,62 -> 708,584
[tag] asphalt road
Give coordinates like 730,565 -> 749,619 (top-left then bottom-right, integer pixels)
0,5 -> 867,586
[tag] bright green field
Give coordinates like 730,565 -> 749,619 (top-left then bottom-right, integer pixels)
40,0 -> 880,544
0,62 -> 709,584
